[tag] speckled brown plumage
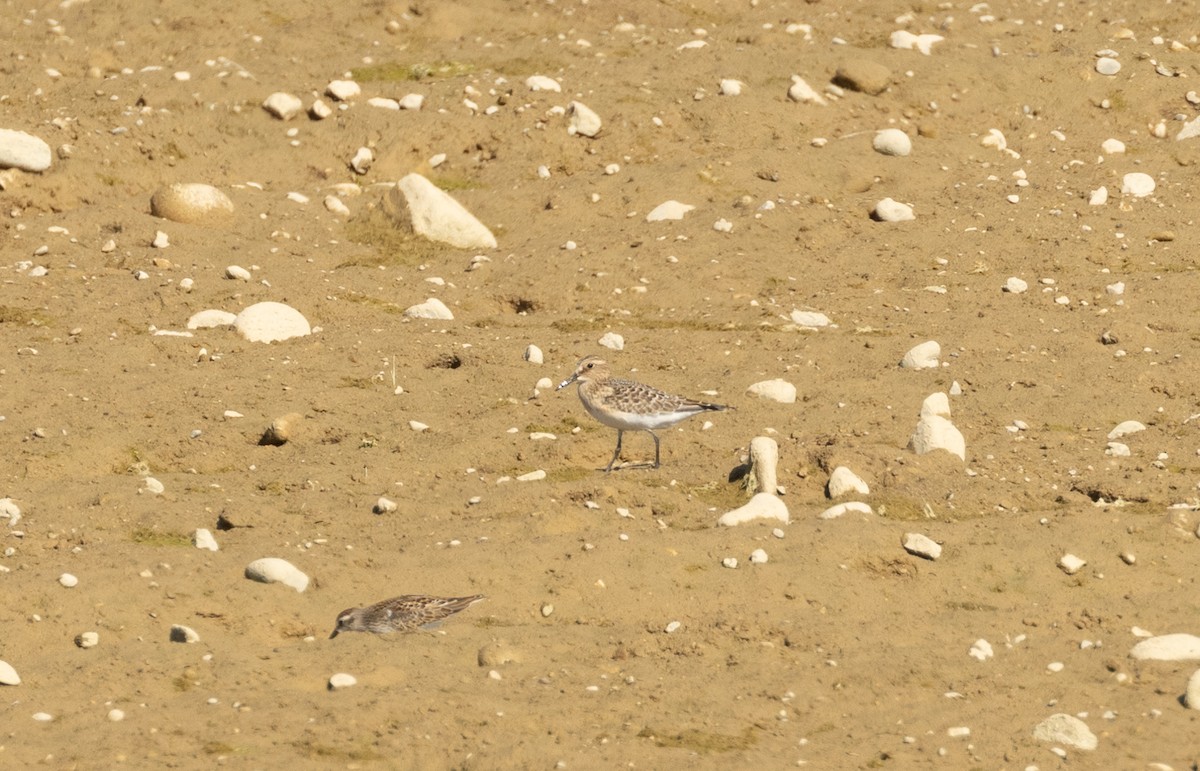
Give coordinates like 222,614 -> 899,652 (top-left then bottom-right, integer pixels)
557,355 -> 732,471
329,594 -> 485,638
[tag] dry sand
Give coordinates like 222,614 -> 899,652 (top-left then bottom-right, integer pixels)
4,0 -> 1200,767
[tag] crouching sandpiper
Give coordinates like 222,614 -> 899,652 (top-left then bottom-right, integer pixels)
330,594 -> 485,637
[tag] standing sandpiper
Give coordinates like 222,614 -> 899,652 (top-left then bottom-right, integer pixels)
329,594 -> 485,638
557,355 -> 732,472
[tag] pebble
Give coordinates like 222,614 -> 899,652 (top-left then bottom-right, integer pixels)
387,173 -> 496,249
373,497 -> 398,514
748,437 -> 779,495
909,413 -> 965,461
170,624 -> 200,643
0,498 -> 21,527
969,639 -> 994,661
152,230 -> 170,249
32,712 -> 53,722
718,79 -> 743,96
790,310 -> 832,329
350,147 -> 373,175
193,528 -> 219,551
827,466 -> 869,498
0,660 -> 20,685
872,198 -> 914,222
525,75 -> 561,92
1089,187 -> 1108,206
235,301 -> 312,343
920,393 -> 951,418
645,200 -> 694,222
59,572 -> 78,588
1130,633 -> 1200,661
143,477 -> 164,494
151,183 -> 235,225
0,129 -> 53,172
398,93 -> 424,110
1107,420 -> 1146,439
1058,553 -> 1086,575
524,345 -> 544,364
328,673 -> 357,690
1032,713 -> 1098,750
718,493 -> 790,526
1003,277 -> 1029,293
749,548 -> 768,564
903,533 -> 942,560
517,470 -> 546,482
368,97 -> 399,110
1178,115 -> 1200,141
1095,57 -> 1121,76
75,632 -> 99,648
787,75 -> 827,105
722,557 -> 739,569
262,92 -> 303,120
244,557 -> 310,592
187,309 -> 237,329
598,332 -> 624,350
309,99 -> 333,120
890,31 -> 944,55
818,501 -> 873,520
325,80 -> 360,101
567,101 -> 602,137
478,641 -> 522,666
260,413 -> 302,446
1186,669 -> 1200,709
872,128 -> 912,156
324,195 -> 351,216
746,378 -> 796,403
107,709 -> 125,722
1101,138 -> 1126,154
409,420 -> 429,432
404,298 -> 454,320
901,340 -> 940,369
1121,172 -> 1155,197
225,264 -> 252,281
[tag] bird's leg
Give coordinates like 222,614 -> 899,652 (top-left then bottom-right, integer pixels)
605,430 -> 624,472
649,430 -> 661,468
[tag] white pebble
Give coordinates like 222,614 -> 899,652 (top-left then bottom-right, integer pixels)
903,533 -> 942,560
328,673 -> 357,690
368,97 -> 400,110
746,378 -> 796,403
818,501 -> 873,520
1095,57 -> 1121,75
722,557 -> 738,569
645,200 -> 694,222
226,265 -> 252,281
749,548 -> 769,564
324,195 -> 350,216
790,310 -> 832,328
1047,661 -> 1065,673
873,197 -> 915,222
712,218 -> 733,232
404,298 -> 454,320
718,79 -> 744,96
374,497 -> 398,514
59,573 -> 78,588
325,80 -> 361,101
1185,669 -> 1200,709
309,99 -> 333,119
0,498 -> 21,527
969,639 -> 994,661
245,557 -> 310,592
1108,420 -> 1146,439
398,93 -> 424,110
524,345 -> 544,364
0,129 -> 53,172
787,75 -> 827,105
235,301 -> 311,343
193,528 -> 219,551
152,230 -> 170,248
409,420 -> 429,432
1003,277 -> 1028,293
75,632 -> 99,648
525,75 -> 561,92
901,340 -> 940,369
1121,172 -> 1155,197
598,331 -> 624,350
1059,553 -> 1086,575
262,92 -> 303,120
1101,138 -> 1126,154
718,493 -> 790,527
32,712 -> 53,722
1089,186 -> 1108,206
665,621 -> 682,633
350,147 -> 373,175
872,128 -> 912,156
1033,713 -> 1098,750
517,470 -> 546,482
1130,633 -> 1200,661
567,101 -> 602,137
0,660 -> 21,685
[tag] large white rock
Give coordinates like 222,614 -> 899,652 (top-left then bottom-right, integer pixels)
325,80 -> 361,101
909,415 -> 966,461
787,75 -> 827,105
746,379 -> 796,404
1032,714 -> 1098,751
235,302 -> 312,343
193,528 -> 219,551
718,493 -> 790,527
525,75 -> 561,92
151,183 -> 235,225
262,92 -> 303,120
245,557 -> 309,592
903,532 -> 942,560
646,200 -> 695,222
819,501 -> 873,520
1121,172 -> 1155,198
404,298 -> 454,320
0,129 -> 53,172
873,198 -> 915,222
389,173 -> 497,250
0,660 -> 19,685
901,340 -> 940,369
1130,633 -> 1200,661
187,309 -> 237,329
827,466 -> 869,498
920,392 -> 951,418
1107,420 -> 1146,439
567,101 -> 602,137
873,129 -> 912,156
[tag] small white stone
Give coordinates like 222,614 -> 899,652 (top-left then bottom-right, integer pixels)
713,218 -> 733,233
409,420 -> 429,432
873,198 -> 915,222
749,548 -> 768,564
107,709 -> 125,722
567,101 -> 602,137
152,230 -> 170,248
645,200 -> 695,222
718,493 -> 790,526
1101,138 -> 1126,154
873,128 -> 912,156
1106,442 -> 1131,457
525,75 -> 561,92
718,79 -> 744,96
309,99 -> 333,119
1003,277 -> 1029,293
818,501 -> 873,520
787,75 -> 827,105
1033,713 -> 1098,750
326,80 -> 361,101
170,624 -> 200,643
891,30 -> 944,55
245,557 -> 310,592
32,712 -> 53,722
187,309 -> 237,329
517,470 -> 546,482
0,660 -> 21,685
1106,282 -> 1125,295
746,378 -> 796,403
665,621 -> 682,634
151,183 -> 234,225
59,572 -> 78,588
1121,172 -> 1155,197
827,466 -> 869,497
328,673 -> 357,690
141,477 -> 164,494
1096,57 -> 1121,75
540,603 -> 554,617
524,345 -> 544,364
374,497 -> 398,514
790,310 -> 832,328
404,298 -> 454,320
0,498 -> 21,527
598,332 -> 624,351
1130,633 -> 1200,661
947,726 -> 970,738
193,528 -> 219,551
76,631 -> 99,648
350,147 -> 373,175
0,129 -> 53,172
226,265 -> 252,281
903,533 -> 942,560
1185,669 -> 1200,709
901,340 -> 940,369
286,191 -> 310,205
1089,186 -> 1109,206
367,97 -> 400,110
969,639 -> 994,661
1107,420 -> 1146,439
398,93 -> 424,110
722,557 -> 739,569
1047,661 -> 1065,673
262,92 -> 303,120
324,195 -> 350,216
1059,553 -> 1086,575
235,301 -> 311,343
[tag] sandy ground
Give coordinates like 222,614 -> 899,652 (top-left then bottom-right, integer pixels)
4,0 -> 1200,767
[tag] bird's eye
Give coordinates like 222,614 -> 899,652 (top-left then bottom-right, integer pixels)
586,362 -> 594,369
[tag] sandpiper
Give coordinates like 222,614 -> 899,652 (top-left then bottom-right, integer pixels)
329,594 -> 485,638
557,354 -> 732,472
